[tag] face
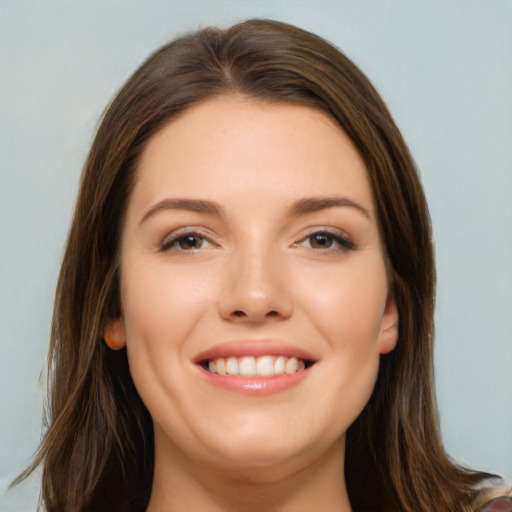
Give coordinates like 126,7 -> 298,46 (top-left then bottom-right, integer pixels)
107,97 -> 398,478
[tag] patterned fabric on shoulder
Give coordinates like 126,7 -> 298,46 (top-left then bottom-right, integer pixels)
479,495 -> 512,512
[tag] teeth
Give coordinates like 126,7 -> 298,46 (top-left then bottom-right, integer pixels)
205,355 -> 308,377
285,357 -> 298,374
274,356 -> 285,375
216,358 -> 226,375
239,356 -> 256,377
226,357 -> 238,375
256,355 -> 274,376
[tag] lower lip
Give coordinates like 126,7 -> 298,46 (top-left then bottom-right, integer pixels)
198,366 -> 311,395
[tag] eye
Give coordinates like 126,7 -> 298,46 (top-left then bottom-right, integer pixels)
176,234 -> 207,250
161,231 -> 214,252
308,233 -> 336,249
297,230 -> 355,252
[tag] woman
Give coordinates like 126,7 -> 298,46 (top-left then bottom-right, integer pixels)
20,19 -> 509,512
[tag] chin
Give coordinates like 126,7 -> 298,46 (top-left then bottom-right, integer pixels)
191,414 -> 346,476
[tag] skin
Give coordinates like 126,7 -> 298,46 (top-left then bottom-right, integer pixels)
106,97 -> 398,512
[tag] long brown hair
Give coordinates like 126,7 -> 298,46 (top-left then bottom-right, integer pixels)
21,19 -> 494,512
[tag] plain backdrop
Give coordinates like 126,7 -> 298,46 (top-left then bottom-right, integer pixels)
1,1 -> 511,510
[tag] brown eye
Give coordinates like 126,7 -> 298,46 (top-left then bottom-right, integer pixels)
296,230 -> 355,253
177,235 -> 205,250
161,229 -> 216,252
308,233 -> 334,249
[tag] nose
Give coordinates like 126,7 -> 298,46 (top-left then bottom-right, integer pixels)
217,246 -> 293,323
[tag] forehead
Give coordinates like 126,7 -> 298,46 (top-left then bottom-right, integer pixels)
129,97 -> 374,217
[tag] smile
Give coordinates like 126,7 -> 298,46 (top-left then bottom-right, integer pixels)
203,355 -> 312,377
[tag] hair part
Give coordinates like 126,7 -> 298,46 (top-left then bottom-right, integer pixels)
21,19 -> 494,512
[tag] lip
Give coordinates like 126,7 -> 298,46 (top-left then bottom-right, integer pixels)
197,366 -> 312,395
193,339 -> 317,396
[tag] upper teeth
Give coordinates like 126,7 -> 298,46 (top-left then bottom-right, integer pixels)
207,356 -> 306,377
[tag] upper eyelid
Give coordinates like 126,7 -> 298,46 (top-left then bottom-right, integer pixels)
160,227 -> 218,249
296,225 -> 351,239
158,225 -> 354,248
294,226 -> 356,250
162,226 -> 215,238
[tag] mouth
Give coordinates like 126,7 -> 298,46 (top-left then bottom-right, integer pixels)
193,340 -> 317,393
199,355 -> 315,377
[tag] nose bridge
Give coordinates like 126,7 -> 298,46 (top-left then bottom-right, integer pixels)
240,245 -> 278,299
219,237 -> 292,322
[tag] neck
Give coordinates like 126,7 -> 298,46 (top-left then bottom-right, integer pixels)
146,429 -> 352,512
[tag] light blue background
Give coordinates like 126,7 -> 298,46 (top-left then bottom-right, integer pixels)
1,1 -> 511,510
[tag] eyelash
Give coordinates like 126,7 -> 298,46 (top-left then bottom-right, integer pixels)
160,228 -> 355,254
160,230 -> 215,252
295,229 -> 355,253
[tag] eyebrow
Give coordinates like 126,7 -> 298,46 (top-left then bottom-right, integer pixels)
289,196 -> 370,218
140,198 -> 224,224
140,194 -> 370,225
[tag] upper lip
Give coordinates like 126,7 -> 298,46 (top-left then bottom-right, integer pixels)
193,339 -> 317,364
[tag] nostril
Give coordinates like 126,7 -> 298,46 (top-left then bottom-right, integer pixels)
231,309 -> 279,319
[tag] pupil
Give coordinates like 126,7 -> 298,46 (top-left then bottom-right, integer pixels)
180,235 -> 200,249
312,234 -> 332,248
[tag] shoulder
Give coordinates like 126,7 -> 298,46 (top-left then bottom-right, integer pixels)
475,477 -> 512,512
478,495 -> 512,512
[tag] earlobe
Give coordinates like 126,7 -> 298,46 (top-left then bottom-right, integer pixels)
378,295 -> 399,355
103,319 -> 126,350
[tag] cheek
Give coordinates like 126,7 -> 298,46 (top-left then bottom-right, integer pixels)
300,257 -> 389,349
295,257 -> 388,427
120,259 -> 222,367
119,261 -> 223,428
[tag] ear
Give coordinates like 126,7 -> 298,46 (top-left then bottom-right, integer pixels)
103,318 -> 126,351
378,293 -> 399,355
